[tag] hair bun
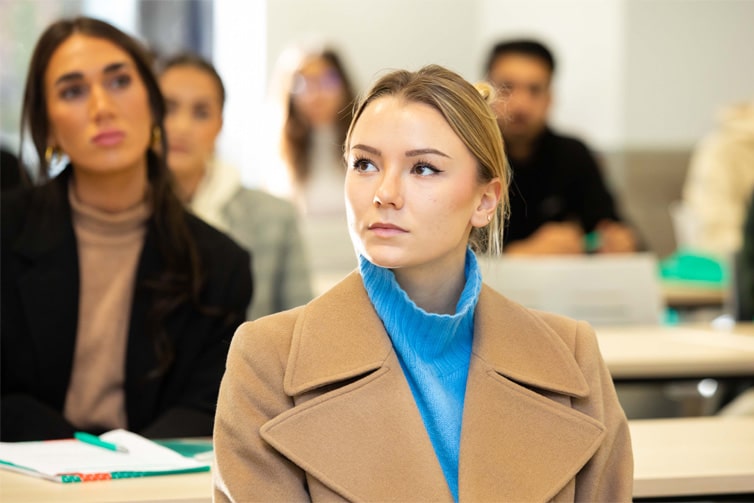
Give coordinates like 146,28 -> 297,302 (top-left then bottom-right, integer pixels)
474,81 -> 497,105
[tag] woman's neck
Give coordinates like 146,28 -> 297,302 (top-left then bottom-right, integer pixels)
72,163 -> 149,213
393,259 -> 467,315
172,164 -> 207,203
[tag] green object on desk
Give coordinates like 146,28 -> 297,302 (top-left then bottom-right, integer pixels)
156,439 -> 213,459
659,248 -> 728,285
584,231 -> 601,254
74,431 -> 129,453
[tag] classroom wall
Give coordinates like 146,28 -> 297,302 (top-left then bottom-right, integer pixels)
623,0 -> 754,148
2,0 -> 753,255
263,0 -> 754,153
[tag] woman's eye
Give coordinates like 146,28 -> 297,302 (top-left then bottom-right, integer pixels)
352,158 -> 377,173
193,106 -> 211,120
412,163 -> 439,176
59,84 -> 86,100
108,74 -> 132,90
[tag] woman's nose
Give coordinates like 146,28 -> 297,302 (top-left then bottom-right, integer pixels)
89,84 -> 115,121
373,171 -> 403,209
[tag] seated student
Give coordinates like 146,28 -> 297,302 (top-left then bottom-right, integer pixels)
213,65 -> 633,502
681,98 -> 754,257
266,42 -> 360,279
485,39 -> 637,255
158,53 -> 313,320
1,17 -> 252,441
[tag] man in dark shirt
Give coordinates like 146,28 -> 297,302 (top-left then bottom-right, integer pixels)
485,39 -> 637,254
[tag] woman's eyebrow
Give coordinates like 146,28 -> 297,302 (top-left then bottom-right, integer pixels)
405,148 -> 450,158
351,144 -> 380,155
54,61 -> 129,87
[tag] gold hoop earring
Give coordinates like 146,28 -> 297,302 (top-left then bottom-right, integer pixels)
45,145 -> 61,165
151,126 -> 162,148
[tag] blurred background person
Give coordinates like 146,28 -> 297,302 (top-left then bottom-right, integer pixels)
158,53 -> 313,320
1,17 -> 252,441
680,98 -> 754,258
266,41 -> 359,291
485,39 -> 637,255
268,41 -> 355,216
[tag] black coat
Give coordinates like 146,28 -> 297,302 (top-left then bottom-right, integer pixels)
1,171 -> 252,440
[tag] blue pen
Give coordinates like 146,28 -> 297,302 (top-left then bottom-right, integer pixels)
74,431 -> 129,453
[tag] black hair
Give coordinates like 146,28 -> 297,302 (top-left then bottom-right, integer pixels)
485,39 -> 556,76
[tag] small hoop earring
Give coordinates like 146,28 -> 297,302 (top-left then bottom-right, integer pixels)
487,214 -> 492,223
45,145 -> 61,165
151,126 -> 162,148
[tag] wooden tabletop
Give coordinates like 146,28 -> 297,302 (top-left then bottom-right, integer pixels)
661,280 -> 728,309
0,469 -> 211,502
597,323 -> 754,380
631,416 -> 754,498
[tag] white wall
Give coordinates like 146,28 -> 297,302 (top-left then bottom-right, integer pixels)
623,0 -> 754,148
213,0 -> 267,187
266,0 -> 479,93
259,0 -> 754,157
476,0 -> 626,149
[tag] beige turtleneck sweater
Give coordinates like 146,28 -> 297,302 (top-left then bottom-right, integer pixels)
63,184 -> 150,431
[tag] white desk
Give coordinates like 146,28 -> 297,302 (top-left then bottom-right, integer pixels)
597,324 -> 754,380
631,416 -> 754,498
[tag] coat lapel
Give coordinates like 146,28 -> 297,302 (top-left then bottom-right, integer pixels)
459,286 -> 605,502
261,275 -> 606,502
13,175 -> 80,409
261,272 -> 453,501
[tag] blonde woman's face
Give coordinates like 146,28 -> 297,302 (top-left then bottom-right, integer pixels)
345,96 -> 499,276
291,57 -> 345,127
160,66 -> 223,177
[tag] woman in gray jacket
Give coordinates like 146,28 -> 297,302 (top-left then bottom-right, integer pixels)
159,53 -> 313,320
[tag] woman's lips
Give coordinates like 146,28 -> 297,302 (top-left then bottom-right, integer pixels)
91,130 -> 125,147
169,144 -> 190,154
368,222 -> 408,237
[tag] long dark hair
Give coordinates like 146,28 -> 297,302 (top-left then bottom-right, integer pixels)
19,16 -> 204,378
276,46 -> 355,185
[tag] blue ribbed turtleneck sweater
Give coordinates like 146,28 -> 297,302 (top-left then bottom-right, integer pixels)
359,249 -> 482,501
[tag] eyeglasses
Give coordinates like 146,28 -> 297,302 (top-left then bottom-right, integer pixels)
291,68 -> 343,96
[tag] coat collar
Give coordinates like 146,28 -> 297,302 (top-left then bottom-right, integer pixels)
263,271 -> 603,502
284,271 -> 589,399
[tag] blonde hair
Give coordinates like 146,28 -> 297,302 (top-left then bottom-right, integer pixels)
345,64 -> 510,255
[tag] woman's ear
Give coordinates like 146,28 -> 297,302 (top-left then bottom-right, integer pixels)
471,177 -> 502,228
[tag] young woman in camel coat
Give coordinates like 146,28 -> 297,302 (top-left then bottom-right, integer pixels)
213,65 -> 633,502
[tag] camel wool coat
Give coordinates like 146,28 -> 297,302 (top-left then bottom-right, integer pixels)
213,271 -> 633,502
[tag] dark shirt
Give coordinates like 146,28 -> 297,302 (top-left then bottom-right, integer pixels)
740,188 -> 754,321
504,127 -> 621,246
1,148 -> 27,192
